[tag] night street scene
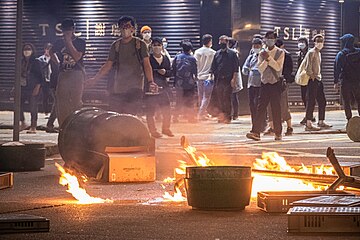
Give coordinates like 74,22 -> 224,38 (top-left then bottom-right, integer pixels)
1,0 -> 360,239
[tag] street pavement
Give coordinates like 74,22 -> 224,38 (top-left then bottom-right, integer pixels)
0,110 -> 360,239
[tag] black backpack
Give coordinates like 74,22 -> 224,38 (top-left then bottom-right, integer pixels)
342,49 -> 360,83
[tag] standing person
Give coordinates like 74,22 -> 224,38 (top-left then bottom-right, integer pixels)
228,37 -> 243,120
162,37 -> 171,61
51,18 -> 86,127
297,36 -> 315,125
45,54 -> 59,133
301,34 -> 332,131
210,35 -> 240,124
20,43 -> 43,133
145,37 -> 174,138
87,16 -> 156,115
172,40 -> 197,123
194,34 -> 216,121
265,39 -> 294,136
38,43 -> 53,117
334,33 -> 360,121
246,31 -> 285,141
242,38 -> 263,128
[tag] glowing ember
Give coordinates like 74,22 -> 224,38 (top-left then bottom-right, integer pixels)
163,187 -> 187,202
251,152 -> 335,197
55,163 -> 113,204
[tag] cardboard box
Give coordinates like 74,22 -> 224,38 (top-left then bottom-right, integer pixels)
108,152 -> 156,182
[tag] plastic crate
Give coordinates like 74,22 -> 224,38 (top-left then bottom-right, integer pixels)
287,206 -> 360,233
0,172 -> 13,190
257,190 -> 354,213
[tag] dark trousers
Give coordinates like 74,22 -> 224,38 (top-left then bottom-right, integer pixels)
301,85 -> 307,108
145,91 -> 171,133
305,79 -> 326,121
42,82 -> 52,114
248,86 -> 261,126
252,81 -> 282,135
231,92 -> 239,118
174,87 -> 196,120
341,82 -> 360,120
214,80 -> 233,121
108,88 -> 143,115
46,88 -> 57,127
20,87 -> 39,128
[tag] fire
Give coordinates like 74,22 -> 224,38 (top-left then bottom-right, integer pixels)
55,163 -> 113,204
162,145 -> 215,202
251,152 -> 335,197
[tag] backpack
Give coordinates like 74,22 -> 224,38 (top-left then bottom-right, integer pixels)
342,49 -> 360,83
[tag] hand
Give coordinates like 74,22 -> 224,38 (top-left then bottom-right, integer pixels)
32,85 -> 40,96
260,51 -> 269,60
149,81 -> 159,93
230,77 -> 236,89
157,69 -> 166,75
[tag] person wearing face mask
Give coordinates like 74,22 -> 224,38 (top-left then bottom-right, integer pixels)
210,35 -> 240,124
246,31 -> 284,141
194,34 -> 216,121
87,16 -> 157,116
242,38 -> 264,128
145,37 -> 174,138
301,34 -> 332,131
161,37 -> 171,61
51,18 -> 86,127
297,36 -> 315,125
20,43 -> 43,133
141,25 -> 152,52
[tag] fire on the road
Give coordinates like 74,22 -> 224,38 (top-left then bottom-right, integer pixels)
55,163 -> 113,204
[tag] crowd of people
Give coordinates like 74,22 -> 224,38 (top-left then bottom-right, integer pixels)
19,15 -> 360,141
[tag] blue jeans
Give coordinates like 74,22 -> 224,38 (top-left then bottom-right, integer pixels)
197,79 -> 214,117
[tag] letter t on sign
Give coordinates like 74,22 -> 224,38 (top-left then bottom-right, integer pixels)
39,24 -> 49,36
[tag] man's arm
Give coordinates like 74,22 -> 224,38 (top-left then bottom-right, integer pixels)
143,57 -> 154,83
87,60 -> 113,86
268,51 -> 285,72
257,52 -> 268,74
334,51 -> 344,84
63,32 -> 83,62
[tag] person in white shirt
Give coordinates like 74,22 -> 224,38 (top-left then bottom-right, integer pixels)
194,34 -> 216,120
246,31 -> 284,141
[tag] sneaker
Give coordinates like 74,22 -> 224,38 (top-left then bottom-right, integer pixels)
46,126 -> 59,133
151,131 -> 162,138
263,128 -> 274,136
305,125 -> 321,131
284,127 -> 293,136
162,129 -> 174,137
246,132 -> 260,141
317,122 -> 332,129
300,117 -> 306,125
232,116 -> 238,120
274,134 -> 282,141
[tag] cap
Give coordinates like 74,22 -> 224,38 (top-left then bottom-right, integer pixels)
252,38 -> 262,45
61,18 -> 75,30
152,37 -> 162,45
140,25 -> 152,33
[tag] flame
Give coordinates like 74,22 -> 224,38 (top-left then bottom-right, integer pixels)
55,163 -> 113,204
251,152 -> 335,197
163,187 -> 187,202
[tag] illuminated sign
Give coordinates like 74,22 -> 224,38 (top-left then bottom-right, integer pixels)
274,25 -> 326,41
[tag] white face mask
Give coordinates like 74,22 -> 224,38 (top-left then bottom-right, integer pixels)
265,39 -> 275,48
23,50 -> 32,57
121,29 -> 133,39
163,42 -> 168,49
143,32 -> 151,40
298,43 -> 306,50
315,42 -> 324,50
252,48 -> 260,54
153,46 -> 162,55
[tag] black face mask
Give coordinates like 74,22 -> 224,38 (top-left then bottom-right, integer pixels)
220,43 -> 227,50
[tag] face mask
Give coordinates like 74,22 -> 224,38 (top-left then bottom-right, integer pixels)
265,39 -> 275,48
143,32 -> 151,40
153,46 -> 162,55
163,42 -> 168,49
298,43 -> 306,50
315,42 -> 324,50
220,43 -> 227,50
121,29 -> 133,38
252,48 -> 260,54
23,50 -> 32,57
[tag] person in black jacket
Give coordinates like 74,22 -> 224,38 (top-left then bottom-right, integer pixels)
20,43 -> 43,133
145,37 -> 174,138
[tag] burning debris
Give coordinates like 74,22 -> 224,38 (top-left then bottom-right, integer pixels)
55,163 -> 113,204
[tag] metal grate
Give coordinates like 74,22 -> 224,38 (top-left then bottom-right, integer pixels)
0,214 -> 50,234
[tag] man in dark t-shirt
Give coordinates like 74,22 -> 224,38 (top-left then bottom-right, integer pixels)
51,18 -> 86,127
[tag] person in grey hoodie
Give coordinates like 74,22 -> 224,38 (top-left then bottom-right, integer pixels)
334,33 -> 360,121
